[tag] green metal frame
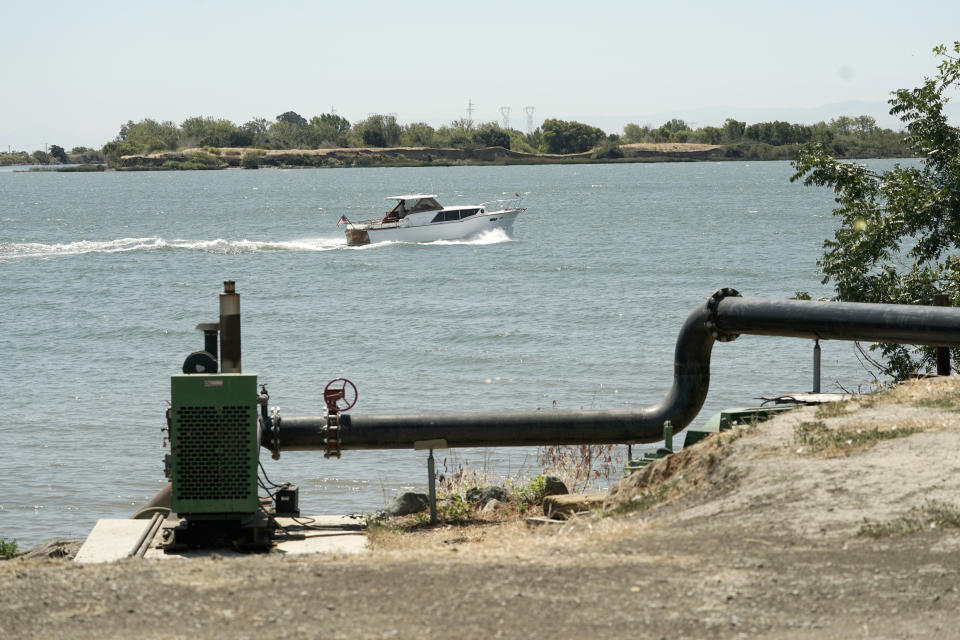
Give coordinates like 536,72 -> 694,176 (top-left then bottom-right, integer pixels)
169,373 -> 259,514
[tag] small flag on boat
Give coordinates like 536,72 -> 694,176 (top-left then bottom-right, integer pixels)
515,193 -> 520,197
336,215 -> 349,227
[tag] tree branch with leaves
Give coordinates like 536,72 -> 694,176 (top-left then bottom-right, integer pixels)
791,42 -> 960,381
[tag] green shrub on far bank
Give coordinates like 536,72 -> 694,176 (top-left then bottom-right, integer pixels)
0,152 -> 33,166
591,141 -> 624,159
58,164 -> 106,172
28,164 -> 106,172
162,151 -> 227,170
241,150 -> 261,169
723,141 -> 798,160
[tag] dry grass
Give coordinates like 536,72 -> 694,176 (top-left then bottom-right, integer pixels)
604,423 -> 755,514
813,400 -> 858,419
859,501 -> 960,538
793,420 -> 919,457
870,375 -> 960,406
537,444 -> 624,492
366,510 -> 656,565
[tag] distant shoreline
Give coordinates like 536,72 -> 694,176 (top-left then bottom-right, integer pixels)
1,142 -> 914,172
111,143 -> 726,170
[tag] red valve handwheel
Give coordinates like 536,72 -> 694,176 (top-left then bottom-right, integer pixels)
324,378 -> 358,412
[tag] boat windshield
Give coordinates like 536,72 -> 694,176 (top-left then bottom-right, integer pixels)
409,197 -> 441,212
384,200 -> 409,221
383,197 -> 442,221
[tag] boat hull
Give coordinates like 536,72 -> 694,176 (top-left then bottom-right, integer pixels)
345,209 -> 522,246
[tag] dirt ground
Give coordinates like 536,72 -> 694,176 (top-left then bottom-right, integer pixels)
2,378 -> 959,639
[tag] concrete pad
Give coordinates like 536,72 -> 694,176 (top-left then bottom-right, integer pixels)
74,519 -> 153,564
270,515 -> 367,556
77,515 -> 367,563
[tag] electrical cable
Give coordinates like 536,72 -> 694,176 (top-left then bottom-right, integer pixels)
258,477 -> 277,499
258,461 -> 284,488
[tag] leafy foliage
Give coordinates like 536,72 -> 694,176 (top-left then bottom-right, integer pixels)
0,538 -> 18,559
48,144 -> 68,163
181,116 -> 253,148
400,122 -> 435,147
0,151 -> 32,166
96,104 -> 912,167
275,110 -> 307,128
304,113 -> 351,147
472,122 -> 510,148
791,42 -> 960,380
511,474 -> 547,504
439,495 -> 472,523
355,114 -> 401,147
541,118 -> 606,154
116,118 -> 180,153
620,114 -> 906,157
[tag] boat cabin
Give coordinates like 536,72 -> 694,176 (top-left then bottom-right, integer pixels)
382,195 -> 442,222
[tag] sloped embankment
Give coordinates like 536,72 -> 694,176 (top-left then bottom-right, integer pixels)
605,376 -> 960,540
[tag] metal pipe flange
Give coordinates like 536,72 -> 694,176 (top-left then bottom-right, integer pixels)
706,287 -> 742,342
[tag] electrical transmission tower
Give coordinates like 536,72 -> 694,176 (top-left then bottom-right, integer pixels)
525,106 -> 536,133
499,106 -> 511,130
466,99 -> 475,125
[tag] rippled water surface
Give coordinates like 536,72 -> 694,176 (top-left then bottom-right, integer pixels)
0,162 -> 893,547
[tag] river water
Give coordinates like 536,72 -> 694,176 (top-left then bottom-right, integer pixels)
0,161 -> 892,548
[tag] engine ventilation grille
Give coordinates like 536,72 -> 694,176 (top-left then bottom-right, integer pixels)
170,374 -> 259,514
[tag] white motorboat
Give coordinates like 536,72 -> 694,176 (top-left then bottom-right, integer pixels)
338,194 -> 525,246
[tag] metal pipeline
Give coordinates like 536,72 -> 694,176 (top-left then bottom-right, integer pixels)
269,289 -> 960,452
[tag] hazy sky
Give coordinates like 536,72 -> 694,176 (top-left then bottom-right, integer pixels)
2,0 -> 958,150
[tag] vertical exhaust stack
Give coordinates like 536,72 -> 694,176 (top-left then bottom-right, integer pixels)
219,280 -> 242,373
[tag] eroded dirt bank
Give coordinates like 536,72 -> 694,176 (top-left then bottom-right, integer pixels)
2,378 -> 959,639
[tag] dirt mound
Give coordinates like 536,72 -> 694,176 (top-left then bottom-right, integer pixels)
605,376 -> 960,540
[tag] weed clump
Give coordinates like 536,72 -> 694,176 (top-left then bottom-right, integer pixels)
0,538 -> 19,559
814,401 -> 854,419
794,420 -> 918,456
913,394 -> 960,412
859,501 -> 960,538
537,444 -> 622,492
609,478 -> 681,516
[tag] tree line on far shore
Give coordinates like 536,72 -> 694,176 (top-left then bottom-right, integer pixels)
0,111 -> 909,168
0,145 -> 104,167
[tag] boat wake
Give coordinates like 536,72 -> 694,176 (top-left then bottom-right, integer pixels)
0,229 -> 513,260
427,228 -> 513,246
0,236 -> 348,260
